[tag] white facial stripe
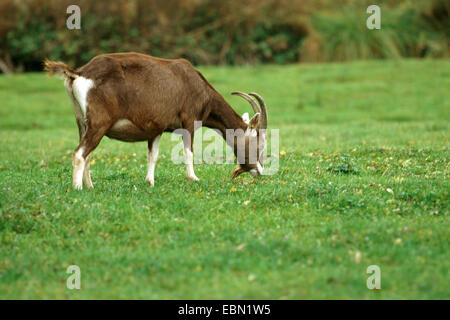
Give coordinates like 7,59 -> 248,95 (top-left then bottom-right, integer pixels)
72,77 -> 94,117
256,162 -> 263,175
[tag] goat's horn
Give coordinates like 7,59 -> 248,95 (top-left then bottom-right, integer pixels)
249,92 -> 267,129
231,92 -> 261,114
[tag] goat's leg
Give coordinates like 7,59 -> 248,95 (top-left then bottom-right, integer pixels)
75,119 -> 94,189
83,155 -> 93,189
73,144 -> 87,190
73,125 -> 108,190
182,126 -> 199,181
145,135 -> 161,186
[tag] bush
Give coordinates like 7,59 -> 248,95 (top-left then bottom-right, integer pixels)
0,0 -> 312,72
0,0 -> 448,73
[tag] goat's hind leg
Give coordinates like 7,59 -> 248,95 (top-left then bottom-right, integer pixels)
75,119 -> 94,189
73,125 -> 108,190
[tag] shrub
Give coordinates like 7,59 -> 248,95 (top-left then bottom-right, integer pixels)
0,0 -> 448,73
0,0 -> 312,72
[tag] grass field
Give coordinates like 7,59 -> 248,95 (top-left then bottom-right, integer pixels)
0,59 -> 448,299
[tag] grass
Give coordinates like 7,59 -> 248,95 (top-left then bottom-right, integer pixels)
0,59 -> 449,299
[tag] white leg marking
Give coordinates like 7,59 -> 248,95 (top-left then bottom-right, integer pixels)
184,147 -> 199,181
73,147 -> 85,190
145,135 -> 161,187
83,155 -> 94,189
72,77 -> 94,117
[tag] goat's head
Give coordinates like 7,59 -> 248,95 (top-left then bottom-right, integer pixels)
231,92 -> 268,179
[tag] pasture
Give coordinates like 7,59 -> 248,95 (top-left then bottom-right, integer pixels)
0,59 -> 448,299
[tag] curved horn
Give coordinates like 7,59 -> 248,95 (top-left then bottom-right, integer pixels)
231,92 -> 261,114
249,92 -> 267,129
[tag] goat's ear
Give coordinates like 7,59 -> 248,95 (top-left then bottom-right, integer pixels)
249,113 -> 260,129
232,165 -> 245,179
242,112 -> 250,124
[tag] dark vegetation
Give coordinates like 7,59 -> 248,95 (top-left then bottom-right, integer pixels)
0,0 -> 448,73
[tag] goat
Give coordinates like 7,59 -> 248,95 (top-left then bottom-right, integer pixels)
44,52 -> 268,189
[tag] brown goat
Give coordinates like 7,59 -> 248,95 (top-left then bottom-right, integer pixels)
44,52 -> 268,189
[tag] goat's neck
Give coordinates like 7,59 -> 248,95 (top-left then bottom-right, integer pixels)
205,94 -> 248,145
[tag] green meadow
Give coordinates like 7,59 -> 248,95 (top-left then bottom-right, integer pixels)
0,59 -> 448,299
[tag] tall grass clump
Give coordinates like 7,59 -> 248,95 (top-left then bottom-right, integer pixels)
304,0 -> 449,62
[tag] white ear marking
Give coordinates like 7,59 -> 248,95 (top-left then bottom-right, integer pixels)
242,112 -> 250,124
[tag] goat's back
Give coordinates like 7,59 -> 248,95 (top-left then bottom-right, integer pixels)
77,52 -> 211,123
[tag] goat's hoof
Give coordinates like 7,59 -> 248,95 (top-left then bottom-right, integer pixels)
73,184 -> 83,190
187,176 -> 200,182
145,179 -> 155,187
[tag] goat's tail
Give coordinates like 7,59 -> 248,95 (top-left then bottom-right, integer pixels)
43,59 -> 79,80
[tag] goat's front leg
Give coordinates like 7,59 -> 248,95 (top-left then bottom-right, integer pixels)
83,155 -> 94,188
182,128 -> 199,181
145,135 -> 161,186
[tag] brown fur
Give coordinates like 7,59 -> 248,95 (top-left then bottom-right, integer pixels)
43,59 -> 78,79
